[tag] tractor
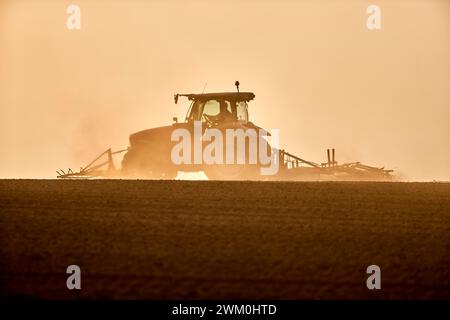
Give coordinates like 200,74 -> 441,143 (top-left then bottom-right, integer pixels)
121,81 -> 272,180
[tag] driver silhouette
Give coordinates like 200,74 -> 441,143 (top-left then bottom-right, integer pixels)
217,101 -> 234,123
203,100 -> 235,125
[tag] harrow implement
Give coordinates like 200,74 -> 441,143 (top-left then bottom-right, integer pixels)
56,148 -> 128,179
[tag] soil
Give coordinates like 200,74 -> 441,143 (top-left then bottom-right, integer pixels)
0,180 -> 449,299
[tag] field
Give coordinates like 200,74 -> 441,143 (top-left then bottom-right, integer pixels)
0,180 -> 449,299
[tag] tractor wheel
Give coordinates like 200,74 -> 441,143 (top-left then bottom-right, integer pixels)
121,149 -> 177,179
203,164 -> 261,181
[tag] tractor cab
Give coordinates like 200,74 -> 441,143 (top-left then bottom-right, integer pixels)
174,92 -> 255,127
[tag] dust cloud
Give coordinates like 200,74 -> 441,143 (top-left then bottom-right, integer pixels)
0,0 -> 449,180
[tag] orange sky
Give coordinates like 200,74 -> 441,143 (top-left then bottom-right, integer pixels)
0,0 -> 449,180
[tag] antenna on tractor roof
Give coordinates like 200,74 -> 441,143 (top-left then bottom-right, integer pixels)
235,80 -> 240,93
201,82 -> 207,94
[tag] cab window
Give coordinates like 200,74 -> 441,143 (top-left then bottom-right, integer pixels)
236,101 -> 249,122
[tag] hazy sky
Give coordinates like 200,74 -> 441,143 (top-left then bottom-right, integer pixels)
0,0 -> 449,180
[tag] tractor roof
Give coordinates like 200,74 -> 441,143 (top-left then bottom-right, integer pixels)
175,92 -> 255,103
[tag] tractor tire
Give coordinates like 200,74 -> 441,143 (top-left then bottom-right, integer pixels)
203,164 -> 261,181
121,148 -> 177,179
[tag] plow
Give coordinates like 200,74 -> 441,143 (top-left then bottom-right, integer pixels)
57,82 -> 393,181
57,148 -> 128,179
277,149 -> 392,181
